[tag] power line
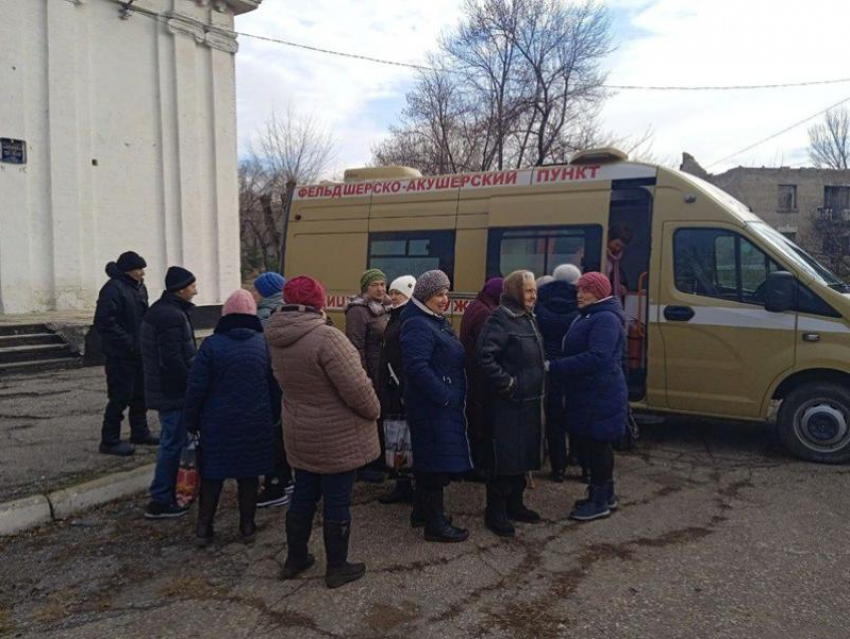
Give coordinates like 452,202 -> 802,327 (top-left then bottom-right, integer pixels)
706,94 -> 850,169
62,0 -> 850,93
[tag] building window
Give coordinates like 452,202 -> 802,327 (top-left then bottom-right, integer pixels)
824,186 -> 850,210
777,184 -> 797,211
486,225 -> 602,279
368,231 -> 456,285
674,228 -> 780,305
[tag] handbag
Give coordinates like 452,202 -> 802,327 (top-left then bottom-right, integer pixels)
175,434 -> 200,507
383,418 -> 413,470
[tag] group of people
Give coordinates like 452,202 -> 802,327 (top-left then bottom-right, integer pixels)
94,245 -> 630,590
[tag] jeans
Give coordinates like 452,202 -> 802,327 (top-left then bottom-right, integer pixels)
149,409 -> 187,505
288,468 -> 356,522
102,357 -> 147,444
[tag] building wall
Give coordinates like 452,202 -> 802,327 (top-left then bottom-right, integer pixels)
681,153 -> 850,265
0,0 -> 259,314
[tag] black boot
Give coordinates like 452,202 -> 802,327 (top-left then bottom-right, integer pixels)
196,479 -> 223,548
424,488 -> 468,543
237,478 -> 259,544
130,426 -> 160,446
507,475 -> 540,523
323,520 -> 366,589
484,479 -> 514,538
379,477 -> 414,505
99,440 -> 135,456
281,511 -> 316,579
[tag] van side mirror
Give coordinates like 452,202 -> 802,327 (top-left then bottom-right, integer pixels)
764,271 -> 796,313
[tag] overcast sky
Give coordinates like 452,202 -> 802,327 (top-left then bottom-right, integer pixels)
234,0 -> 850,176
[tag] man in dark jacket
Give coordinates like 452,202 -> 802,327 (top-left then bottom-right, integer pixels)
141,266 -> 198,519
94,251 -> 157,456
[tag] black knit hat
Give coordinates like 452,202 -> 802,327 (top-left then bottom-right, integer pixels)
116,251 -> 146,272
165,266 -> 196,292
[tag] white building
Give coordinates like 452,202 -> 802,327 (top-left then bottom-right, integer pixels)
0,0 -> 260,314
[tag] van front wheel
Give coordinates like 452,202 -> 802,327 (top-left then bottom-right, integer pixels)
777,382 -> 850,464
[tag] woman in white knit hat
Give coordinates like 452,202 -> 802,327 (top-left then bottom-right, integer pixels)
377,275 -> 417,506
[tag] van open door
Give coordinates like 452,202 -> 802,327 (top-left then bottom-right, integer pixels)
658,221 -> 796,419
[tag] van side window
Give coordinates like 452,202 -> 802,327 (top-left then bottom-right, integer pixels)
797,284 -> 841,318
368,231 -> 456,284
486,226 -> 602,279
674,229 -> 780,305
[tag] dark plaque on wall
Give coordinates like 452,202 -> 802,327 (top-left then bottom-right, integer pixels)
1,138 -> 27,165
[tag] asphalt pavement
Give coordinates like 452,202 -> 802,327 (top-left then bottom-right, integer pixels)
1,375 -> 848,639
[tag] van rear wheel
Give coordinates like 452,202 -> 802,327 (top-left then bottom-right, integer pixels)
777,382 -> 850,464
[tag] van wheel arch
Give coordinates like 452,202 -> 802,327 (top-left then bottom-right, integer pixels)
774,372 -> 850,464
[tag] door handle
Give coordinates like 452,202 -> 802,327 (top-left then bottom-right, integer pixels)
664,305 -> 695,322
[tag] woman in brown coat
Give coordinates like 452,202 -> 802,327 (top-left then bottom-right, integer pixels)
266,276 -> 381,589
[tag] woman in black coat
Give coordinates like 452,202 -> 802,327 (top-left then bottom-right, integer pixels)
475,270 -> 546,538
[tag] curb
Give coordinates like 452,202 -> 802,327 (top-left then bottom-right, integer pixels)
0,463 -> 155,537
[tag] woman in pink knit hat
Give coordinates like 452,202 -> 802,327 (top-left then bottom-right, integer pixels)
182,289 -> 275,547
549,272 -> 628,523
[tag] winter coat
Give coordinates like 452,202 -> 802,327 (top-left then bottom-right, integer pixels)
140,292 -> 197,411
475,295 -> 545,475
377,303 -> 407,418
400,299 -> 472,474
535,281 -> 579,359
93,263 -> 149,359
266,305 -> 381,474
257,293 -> 283,326
344,296 -> 390,383
181,314 -> 274,480
550,297 -> 628,443
459,284 -> 501,451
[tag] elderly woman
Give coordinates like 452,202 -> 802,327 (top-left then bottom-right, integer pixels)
401,270 -> 471,543
550,272 -> 627,522
475,271 -> 546,538
182,290 -> 274,547
266,276 -> 381,588
377,275 -> 417,506
346,268 -> 391,484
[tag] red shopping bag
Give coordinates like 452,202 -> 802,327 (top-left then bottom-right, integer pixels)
175,435 -> 199,508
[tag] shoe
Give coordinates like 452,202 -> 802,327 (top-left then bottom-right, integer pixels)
99,441 -> 135,456
378,479 -> 414,505
507,476 -> 540,524
550,469 -> 565,483
356,468 -> 385,484
257,485 -> 291,508
323,520 -> 366,589
573,481 -> 618,511
423,489 -> 468,543
411,510 -> 451,528
144,501 -> 189,520
130,431 -> 160,446
281,510 -> 316,580
568,485 -> 611,522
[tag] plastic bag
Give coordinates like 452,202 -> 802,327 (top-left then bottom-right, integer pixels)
383,419 -> 413,470
175,435 -> 200,508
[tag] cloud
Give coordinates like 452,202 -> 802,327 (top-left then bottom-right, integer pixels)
235,0 -> 850,176
234,0 -> 461,173
602,0 -> 850,171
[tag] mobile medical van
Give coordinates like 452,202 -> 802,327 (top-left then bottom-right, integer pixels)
285,148 -> 850,464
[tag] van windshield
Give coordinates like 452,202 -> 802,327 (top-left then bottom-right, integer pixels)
748,222 -> 848,291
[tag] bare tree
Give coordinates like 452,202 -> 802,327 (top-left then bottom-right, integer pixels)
239,108 -> 336,277
373,0 -> 613,173
808,107 -> 850,170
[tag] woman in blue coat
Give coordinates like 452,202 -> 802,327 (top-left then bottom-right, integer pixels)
550,272 -> 627,522
401,270 -> 471,543
182,290 -> 274,546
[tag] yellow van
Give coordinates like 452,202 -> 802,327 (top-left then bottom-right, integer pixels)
284,148 -> 850,464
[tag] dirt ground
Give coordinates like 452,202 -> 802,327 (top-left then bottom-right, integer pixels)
1,415 -> 848,639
